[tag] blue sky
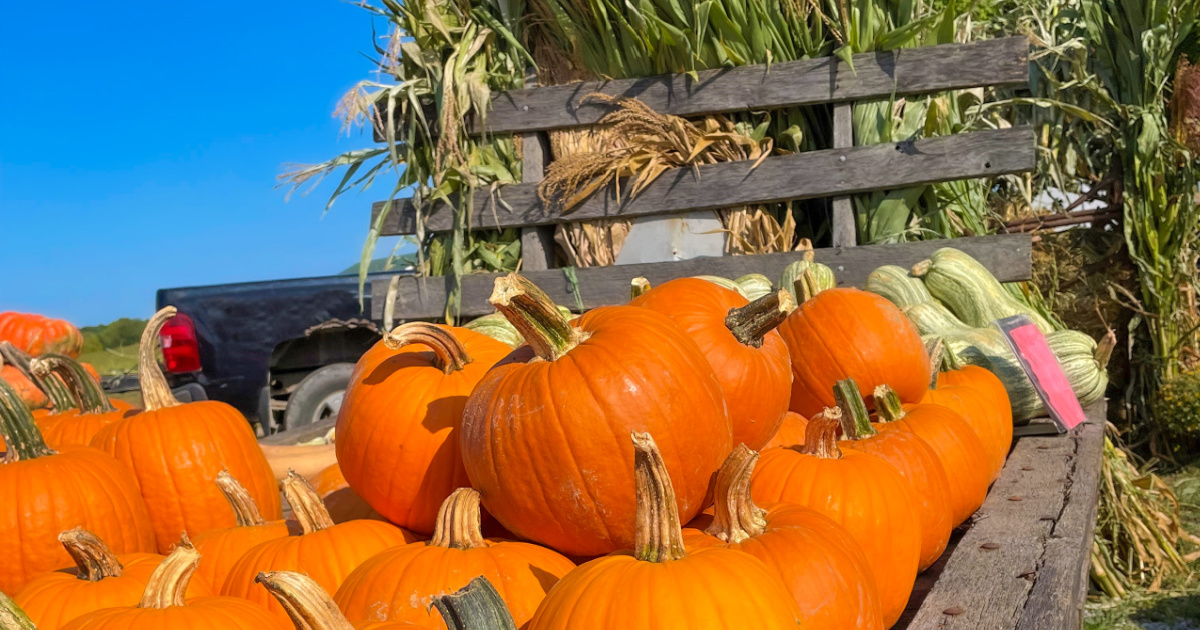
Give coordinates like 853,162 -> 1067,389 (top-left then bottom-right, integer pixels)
0,1 -> 404,326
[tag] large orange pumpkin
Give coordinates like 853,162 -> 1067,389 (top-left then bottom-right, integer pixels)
629,279 -> 793,450
752,409 -> 921,628
29,355 -> 136,448
0,312 -> 84,358
937,363 -> 1013,426
0,377 -> 156,595
682,445 -> 884,630
776,287 -> 930,417
14,529 -> 213,630
59,540 -> 287,630
763,411 -> 808,450
192,472 -> 290,592
308,463 -> 382,523
89,307 -> 281,553
460,274 -> 732,556
220,472 -> 419,625
526,433 -> 802,629
923,383 -> 1011,482
336,322 -> 510,535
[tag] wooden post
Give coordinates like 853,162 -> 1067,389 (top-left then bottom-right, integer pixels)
519,70 -> 556,271
831,102 -> 857,248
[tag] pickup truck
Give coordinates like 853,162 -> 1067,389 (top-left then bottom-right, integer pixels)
155,272 -> 404,435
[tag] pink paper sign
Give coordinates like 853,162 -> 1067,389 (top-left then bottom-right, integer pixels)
1001,317 -> 1087,431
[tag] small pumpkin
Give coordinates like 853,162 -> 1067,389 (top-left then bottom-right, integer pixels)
14,529 -> 213,630
778,246 -> 837,303
526,432 -> 802,629
308,463 -> 382,524
921,383 -> 1010,482
335,488 -> 575,629
29,355 -> 135,448
192,472 -> 291,592
0,312 -> 84,358
762,411 -> 808,450
935,344 -> 1013,428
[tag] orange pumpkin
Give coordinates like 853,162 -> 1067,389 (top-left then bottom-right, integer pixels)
59,539 -> 286,630
0,377 -> 156,595
29,355 -> 136,448
924,384 -> 1011,482
0,312 -> 83,358
526,433 -> 802,629
192,471 -> 291,592
1,365 -> 47,413
629,279 -> 793,450
461,274 -> 732,556
14,529 -> 213,630
938,364 -> 1012,425
220,472 -> 419,625
763,411 -> 808,450
682,445 -> 884,630
89,307 -> 281,553
776,287 -> 930,417
752,409 -> 921,628
308,463 -> 383,524
336,323 -> 510,535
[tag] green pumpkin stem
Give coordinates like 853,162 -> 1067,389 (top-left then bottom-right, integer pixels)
873,385 -> 908,423
0,341 -> 74,411
799,408 -> 843,459
216,471 -> 267,527
0,591 -> 37,630
630,277 -> 651,300
257,571 -> 356,630
833,379 -> 876,440
139,536 -> 199,609
383,322 -> 473,374
60,528 -> 124,582
139,307 -> 183,412
432,576 -> 520,630
632,431 -> 687,563
490,274 -> 584,361
282,470 -> 335,534
0,377 -> 55,463
704,444 -> 767,543
429,488 -> 486,550
726,289 -> 795,348
30,355 -> 116,415
794,268 -> 822,304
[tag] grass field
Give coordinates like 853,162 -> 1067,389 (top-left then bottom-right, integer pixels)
78,343 -> 139,376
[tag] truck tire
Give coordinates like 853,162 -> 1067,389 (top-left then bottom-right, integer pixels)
283,363 -> 354,432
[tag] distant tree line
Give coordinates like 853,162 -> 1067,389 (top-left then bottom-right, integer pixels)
80,318 -> 147,353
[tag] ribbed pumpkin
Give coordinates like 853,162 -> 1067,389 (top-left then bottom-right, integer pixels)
526,433 -> 802,629
874,385 -> 989,525
89,307 -> 281,553
460,274 -> 732,556
14,529 -> 213,630
220,472 -> 419,625
59,540 -> 286,630
629,278 -> 793,450
763,411 -> 808,450
192,472 -> 290,592
308,463 -> 382,524
922,383 -> 1010,482
937,363 -> 1013,427
29,355 -> 135,448
776,286 -> 930,418
752,409 -> 921,628
1,365 -> 47,413
0,377 -> 156,595
336,323 -> 510,535
0,312 -> 84,358
335,488 -> 574,629
682,445 -> 883,630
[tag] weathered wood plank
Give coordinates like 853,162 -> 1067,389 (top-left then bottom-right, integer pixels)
518,131 -> 556,271
259,416 -> 336,446
830,102 -> 857,248
369,233 -> 1031,320
374,127 -> 1036,236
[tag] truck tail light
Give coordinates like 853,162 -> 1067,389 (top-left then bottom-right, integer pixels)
160,312 -> 202,374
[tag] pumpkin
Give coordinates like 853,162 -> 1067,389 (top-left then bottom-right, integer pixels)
260,443 -> 337,483
752,409 -> 921,628
936,355 -> 1014,428
778,246 -> 837,303
220,472 -> 419,625
192,472 -> 291,592
874,385 -> 989,525
14,529 -> 213,630
0,341 -> 71,414
58,539 -> 286,630
763,411 -> 808,450
460,274 -> 732,556
337,322 -> 510,535
922,383 -> 1010,482
89,307 -> 281,553
0,312 -> 84,358
1,365 -> 46,412
526,433 -> 802,629
335,488 -> 574,629
629,278 -> 793,450
681,445 -> 884,630
308,463 -> 383,523
0,377 -> 156,595
29,355 -> 135,448
776,287 -> 930,418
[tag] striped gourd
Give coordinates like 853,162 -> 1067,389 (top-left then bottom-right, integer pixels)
866,265 -> 935,309
912,248 -> 1057,333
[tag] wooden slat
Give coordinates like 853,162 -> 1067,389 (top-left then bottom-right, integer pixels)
368,234 -> 1031,320
830,102 -> 857,248
374,127 -> 1036,236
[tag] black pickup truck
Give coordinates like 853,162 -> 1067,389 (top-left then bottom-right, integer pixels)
155,272 -> 403,434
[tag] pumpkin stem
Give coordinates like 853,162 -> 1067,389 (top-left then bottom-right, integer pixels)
873,385 -> 908,423
794,268 -> 823,304
0,591 -> 36,630
834,379 -> 876,440
910,259 -> 933,278
925,337 -> 947,376
257,571 -> 355,630
0,341 -> 74,411
216,470 -> 266,527
30,355 -> 116,415
139,307 -> 182,412
630,277 -> 651,300
704,444 -> 767,543
0,377 -> 55,463
429,488 -> 486,550
139,536 -> 200,609
60,528 -> 124,582
489,274 -> 583,361
283,470 -> 335,534
382,323 -> 473,374
725,289 -> 795,348
431,576 -> 519,630
632,431 -> 687,563
1095,331 -> 1116,370
799,409 -> 843,459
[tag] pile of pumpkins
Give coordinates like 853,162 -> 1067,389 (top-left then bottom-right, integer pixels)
0,248 -> 1099,630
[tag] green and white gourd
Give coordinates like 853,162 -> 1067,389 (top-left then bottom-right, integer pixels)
779,256 -> 837,302
865,265 -> 935,309
692,275 -> 748,298
912,248 -> 1058,334
465,306 -> 575,349
734,274 -> 774,301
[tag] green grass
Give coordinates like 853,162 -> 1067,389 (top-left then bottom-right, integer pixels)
78,343 -> 139,376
